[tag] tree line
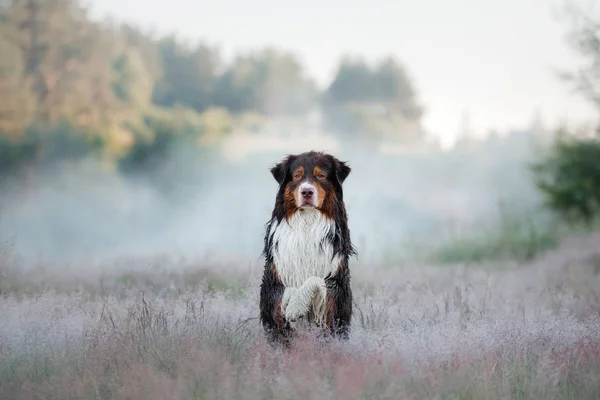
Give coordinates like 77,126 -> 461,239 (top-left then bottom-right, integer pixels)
0,0 -> 425,188
3,0 -> 600,227
0,0 -> 423,137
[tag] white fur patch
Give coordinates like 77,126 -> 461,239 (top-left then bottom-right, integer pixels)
269,209 -> 340,324
270,209 -> 340,288
284,276 -> 327,326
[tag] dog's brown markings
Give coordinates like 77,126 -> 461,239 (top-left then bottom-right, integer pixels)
309,167 -> 327,210
318,190 -> 335,219
313,167 -> 326,180
293,166 -> 304,181
324,295 -> 337,329
269,263 -> 281,282
284,186 -> 298,219
289,166 -> 305,212
272,297 -> 286,331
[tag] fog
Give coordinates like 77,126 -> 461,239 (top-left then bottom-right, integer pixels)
0,129 -> 548,268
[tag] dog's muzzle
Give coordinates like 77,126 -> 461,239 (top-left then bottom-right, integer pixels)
298,182 -> 318,207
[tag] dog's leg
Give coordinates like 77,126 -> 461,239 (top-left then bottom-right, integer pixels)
324,260 -> 353,340
281,287 -> 297,314
259,263 -> 293,347
284,276 -> 326,326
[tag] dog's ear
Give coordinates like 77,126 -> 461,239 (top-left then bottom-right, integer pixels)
270,155 -> 296,185
335,160 -> 351,184
328,155 -> 351,185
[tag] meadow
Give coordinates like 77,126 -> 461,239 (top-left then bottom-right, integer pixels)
1,135 -> 600,400
1,230 -> 600,400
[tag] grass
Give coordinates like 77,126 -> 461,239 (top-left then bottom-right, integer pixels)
1,232 -> 600,399
426,205 -> 600,264
2,295 -> 600,400
430,220 -> 559,264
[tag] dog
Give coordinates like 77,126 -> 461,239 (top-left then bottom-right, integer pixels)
259,150 -> 355,347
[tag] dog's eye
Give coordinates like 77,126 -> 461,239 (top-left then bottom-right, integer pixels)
294,173 -> 302,180
317,173 -> 326,180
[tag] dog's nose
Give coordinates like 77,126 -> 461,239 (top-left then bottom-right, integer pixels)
301,188 -> 314,198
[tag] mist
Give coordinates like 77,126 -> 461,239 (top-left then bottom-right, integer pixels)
0,127 -> 548,268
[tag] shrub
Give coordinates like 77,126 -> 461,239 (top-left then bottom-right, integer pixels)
430,205 -> 560,264
0,119 -> 105,181
531,129 -> 600,225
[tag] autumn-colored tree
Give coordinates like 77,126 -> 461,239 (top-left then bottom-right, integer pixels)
0,0 -> 124,129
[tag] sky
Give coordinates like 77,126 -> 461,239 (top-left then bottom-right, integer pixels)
89,0 -> 598,145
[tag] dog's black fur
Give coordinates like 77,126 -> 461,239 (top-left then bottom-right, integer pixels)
259,151 -> 356,347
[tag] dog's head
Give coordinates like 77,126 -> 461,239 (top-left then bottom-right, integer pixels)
270,151 -> 351,217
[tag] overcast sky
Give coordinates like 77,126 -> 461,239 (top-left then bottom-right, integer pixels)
89,0 -> 598,144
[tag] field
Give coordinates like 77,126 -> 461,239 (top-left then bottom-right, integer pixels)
1,230 -> 600,400
1,135 -> 600,399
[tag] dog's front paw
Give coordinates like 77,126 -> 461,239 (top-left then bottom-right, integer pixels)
284,297 -> 307,326
281,287 -> 297,314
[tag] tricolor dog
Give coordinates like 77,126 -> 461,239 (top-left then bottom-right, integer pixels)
259,151 -> 355,347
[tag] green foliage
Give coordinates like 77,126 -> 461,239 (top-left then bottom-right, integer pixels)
530,5 -> 600,227
0,119 -> 104,181
432,224 -> 558,264
0,136 -> 37,178
531,131 -> 600,224
28,120 -> 105,163
431,211 -> 559,264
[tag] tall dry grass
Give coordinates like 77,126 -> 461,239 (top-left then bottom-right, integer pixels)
1,234 -> 600,399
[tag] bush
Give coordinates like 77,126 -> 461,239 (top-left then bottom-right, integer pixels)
0,119 -> 105,181
431,217 -> 559,264
531,129 -> 600,225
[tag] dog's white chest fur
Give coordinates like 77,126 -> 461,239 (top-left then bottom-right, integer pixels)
269,209 -> 340,288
